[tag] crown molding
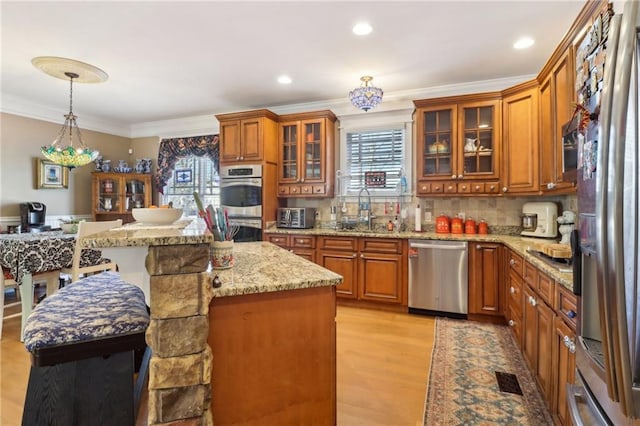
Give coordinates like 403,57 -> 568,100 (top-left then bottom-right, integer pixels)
3,74 -> 533,139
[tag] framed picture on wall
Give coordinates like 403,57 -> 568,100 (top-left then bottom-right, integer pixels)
36,158 -> 69,189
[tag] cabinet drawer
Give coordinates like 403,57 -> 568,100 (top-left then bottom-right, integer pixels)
457,182 -> 471,193
444,183 -> 457,193
312,185 -> 326,195
431,183 -> 444,193
471,183 -> 485,193
358,238 -> 403,254
508,270 -> 524,313
278,186 -> 290,195
485,182 -> 500,194
523,261 -> 538,288
290,235 -> 315,249
507,250 -> 524,278
537,271 -> 555,307
418,183 -> 431,194
508,305 -> 523,348
318,236 -> 357,252
556,284 -> 578,331
289,186 -> 301,195
300,185 -> 313,195
266,235 -> 289,247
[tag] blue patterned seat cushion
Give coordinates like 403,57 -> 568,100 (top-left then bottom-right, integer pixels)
23,271 -> 149,353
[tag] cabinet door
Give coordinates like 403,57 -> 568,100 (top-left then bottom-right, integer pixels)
318,250 -> 358,298
124,177 -> 148,211
301,119 -> 325,183
553,317 -> 576,426
95,174 -> 121,214
468,243 -> 503,316
417,105 -> 457,180
279,121 -> 299,183
240,118 -> 262,162
502,85 -> 540,194
523,285 -> 538,370
358,252 -> 403,304
458,100 -> 500,180
220,120 -> 242,162
536,300 -> 554,407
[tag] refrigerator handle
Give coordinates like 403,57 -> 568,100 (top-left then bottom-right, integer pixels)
606,0 -> 638,416
595,12 -> 622,404
570,229 -> 581,295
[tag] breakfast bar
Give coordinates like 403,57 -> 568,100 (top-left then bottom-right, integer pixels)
81,224 -> 342,425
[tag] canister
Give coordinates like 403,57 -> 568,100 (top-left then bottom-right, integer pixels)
451,216 -> 463,234
435,213 -> 450,233
478,220 -> 489,235
465,218 -> 476,234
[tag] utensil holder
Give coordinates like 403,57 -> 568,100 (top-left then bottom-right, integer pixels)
211,240 -> 234,270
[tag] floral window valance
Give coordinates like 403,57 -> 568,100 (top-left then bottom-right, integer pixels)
155,135 -> 219,194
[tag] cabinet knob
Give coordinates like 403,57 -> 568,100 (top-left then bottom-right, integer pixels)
240,156 -> 244,160
566,310 -> 577,318
447,185 -> 454,191
529,296 -> 537,307
547,182 -> 557,190
476,245 -> 483,250
298,239 -> 304,244
360,254 -> 364,258
510,286 -> 515,294
502,187 -> 508,192
301,178 -> 305,183
510,259 -> 516,266
474,185 -> 481,191
489,185 -> 496,191
451,174 -> 457,179
461,185 -> 467,190
352,253 -> 357,258
508,320 -> 515,327
458,174 -> 463,179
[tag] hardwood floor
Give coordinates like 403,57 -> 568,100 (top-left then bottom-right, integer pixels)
1,302 -> 435,426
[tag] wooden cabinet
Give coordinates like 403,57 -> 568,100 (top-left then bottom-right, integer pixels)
216,109 -> 278,165
91,172 -> 152,224
317,236 -> 406,306
468,242 -> 503,318
501,81 -> 540,195
266,234 -> 316,263
414,94 -> 501,196
552,284 -> 578,426
523,268 -> 556,409
277,110 -> 337,198
505,249 -> 525,347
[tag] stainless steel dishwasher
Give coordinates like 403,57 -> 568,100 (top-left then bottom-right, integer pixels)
408,239 -> 468,317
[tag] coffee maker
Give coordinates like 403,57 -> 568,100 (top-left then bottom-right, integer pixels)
20,202 -> 51,233
520,202 -> 558,238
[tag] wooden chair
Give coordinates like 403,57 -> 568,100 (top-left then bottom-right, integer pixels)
61,219 -> 122,283
1,266 -> 60,339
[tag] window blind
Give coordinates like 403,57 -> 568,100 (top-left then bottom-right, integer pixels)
346,128 -> 404,193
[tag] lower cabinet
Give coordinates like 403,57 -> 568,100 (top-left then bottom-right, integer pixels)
317,236 -> 406,306
552,284 -> 578,426
468,242 -> 503,318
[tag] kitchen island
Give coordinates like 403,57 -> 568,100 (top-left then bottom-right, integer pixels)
82,225 -> 342,426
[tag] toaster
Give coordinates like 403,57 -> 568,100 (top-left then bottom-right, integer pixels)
277,207 -> 316,229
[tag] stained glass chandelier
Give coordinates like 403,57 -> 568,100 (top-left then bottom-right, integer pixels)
349,76 -> 383,112
33,57 -> 107,168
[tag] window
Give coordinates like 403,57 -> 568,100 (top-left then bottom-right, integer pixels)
161,156 -> 219,216
342,127 -> 408,196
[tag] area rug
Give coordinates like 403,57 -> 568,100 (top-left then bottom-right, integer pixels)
423,317 -> 552,425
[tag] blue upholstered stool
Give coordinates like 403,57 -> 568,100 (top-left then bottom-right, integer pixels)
22,271 -> 150,426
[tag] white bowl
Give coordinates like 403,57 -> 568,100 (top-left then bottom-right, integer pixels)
132,208 -> 183,225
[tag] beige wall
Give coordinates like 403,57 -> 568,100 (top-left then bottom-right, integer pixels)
0,112 -> 131,216
131,136 -> 161,204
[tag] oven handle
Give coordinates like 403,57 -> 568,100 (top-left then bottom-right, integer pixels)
220,178 -> 262,188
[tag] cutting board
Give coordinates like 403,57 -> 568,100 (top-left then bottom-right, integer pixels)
543,243 -> 572,259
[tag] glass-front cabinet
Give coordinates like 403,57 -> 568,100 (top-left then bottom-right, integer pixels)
91,172 -> 152,223
277,110 -> 337,198
415,95 -> 501,195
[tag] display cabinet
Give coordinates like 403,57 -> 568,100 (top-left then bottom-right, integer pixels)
91,172 -> 152,223
277,110 -> 337,198
414,94 -> 501,195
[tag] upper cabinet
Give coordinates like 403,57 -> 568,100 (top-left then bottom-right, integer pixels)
216,109 -> 278,165
277,110 -> 337,198
501,80 -> 540,195
414,94 -> 501,195
91,172 -> 152,224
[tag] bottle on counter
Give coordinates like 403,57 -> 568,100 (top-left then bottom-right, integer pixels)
393,216 -> 399,232
387,220 -> 394,232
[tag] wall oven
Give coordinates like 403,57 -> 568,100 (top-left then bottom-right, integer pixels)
220,164 -> 263,241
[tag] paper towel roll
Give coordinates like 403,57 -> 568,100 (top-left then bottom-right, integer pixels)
415,204 -> 422,232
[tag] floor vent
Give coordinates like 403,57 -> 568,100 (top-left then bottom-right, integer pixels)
495,371 -> 523,395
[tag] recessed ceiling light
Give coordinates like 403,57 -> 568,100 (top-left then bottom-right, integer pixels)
277,75 -> 292,84
513,37 -> 535,49
352,22 -> 373,36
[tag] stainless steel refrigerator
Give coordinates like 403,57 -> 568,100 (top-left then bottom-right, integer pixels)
569,1 -> 640,425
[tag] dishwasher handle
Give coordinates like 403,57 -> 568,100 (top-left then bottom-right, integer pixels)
409,241 -> 467,250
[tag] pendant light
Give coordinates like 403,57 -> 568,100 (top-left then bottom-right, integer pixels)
349,76 -> 383,112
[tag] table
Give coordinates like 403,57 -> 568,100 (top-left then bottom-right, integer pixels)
0,231 -> 103,338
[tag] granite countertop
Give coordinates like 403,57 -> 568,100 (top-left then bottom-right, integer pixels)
264,226 -> 574,291
211,241 -> 342,298
81,219 -> 213,248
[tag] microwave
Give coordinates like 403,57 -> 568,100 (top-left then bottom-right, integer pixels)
277,208 -> 316,229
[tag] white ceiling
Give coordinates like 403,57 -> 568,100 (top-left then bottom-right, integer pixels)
1,1 -> 587,138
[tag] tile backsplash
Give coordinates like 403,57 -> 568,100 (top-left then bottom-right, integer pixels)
286,194 -> 577,235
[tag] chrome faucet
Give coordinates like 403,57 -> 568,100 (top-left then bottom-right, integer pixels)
357,187 -> 375,230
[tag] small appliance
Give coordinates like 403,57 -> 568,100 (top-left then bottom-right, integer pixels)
277,207 -> 316,229
520,202 -> 557,238
19,202 -> 51,233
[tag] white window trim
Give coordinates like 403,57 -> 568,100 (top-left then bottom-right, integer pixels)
338,108 -> 414,200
